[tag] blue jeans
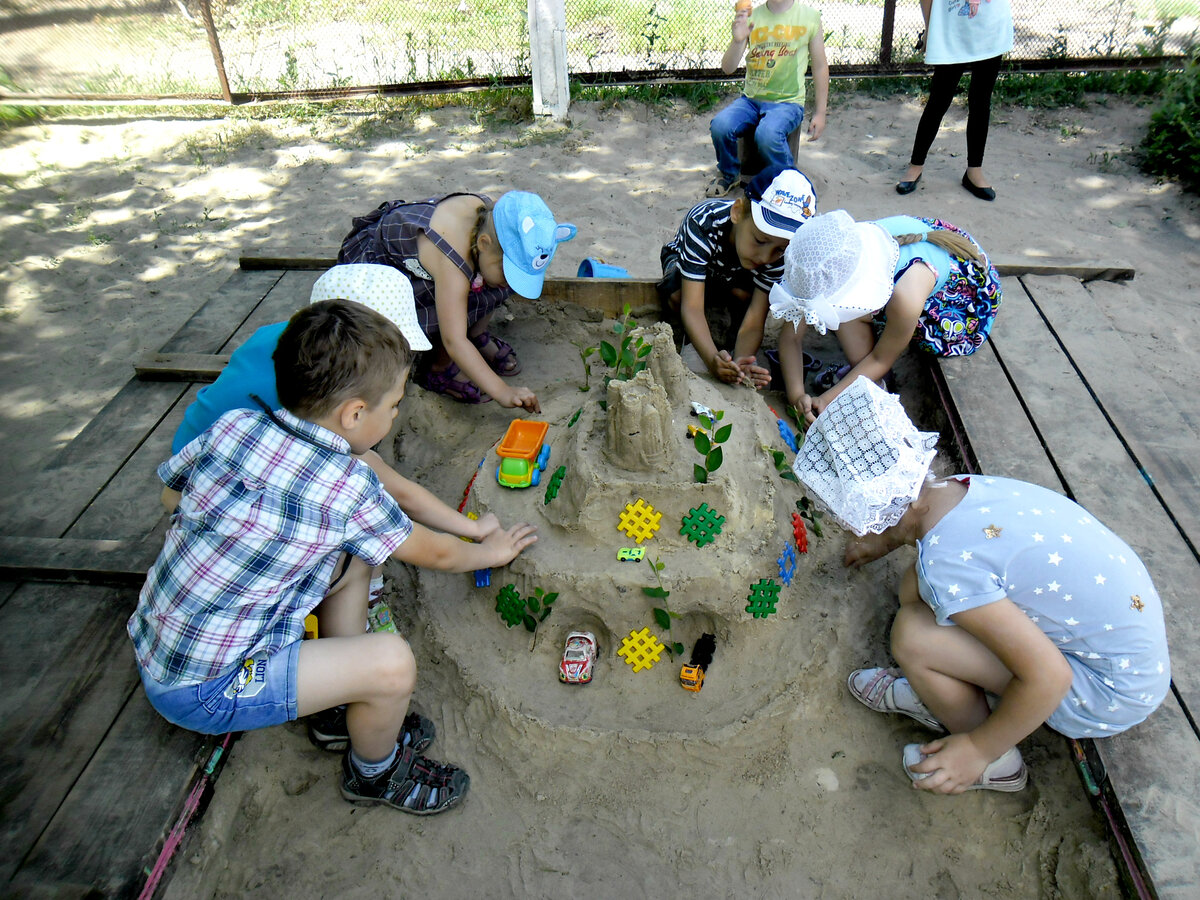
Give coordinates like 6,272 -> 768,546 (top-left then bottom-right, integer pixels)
140,640 -> 301,734
710,95 -> 805,181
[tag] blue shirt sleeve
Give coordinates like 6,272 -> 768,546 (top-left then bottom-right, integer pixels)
172,322 -> 288,453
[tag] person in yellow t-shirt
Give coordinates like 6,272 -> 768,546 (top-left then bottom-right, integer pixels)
706,0 -> 829,198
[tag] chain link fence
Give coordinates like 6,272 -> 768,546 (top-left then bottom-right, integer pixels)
1,0 -> 1196,101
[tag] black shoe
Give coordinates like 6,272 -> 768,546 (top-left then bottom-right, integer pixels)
895,173 -> 921,195
341,746 -> 470,815
308,706 -> 435,753
961,173 -> 996,201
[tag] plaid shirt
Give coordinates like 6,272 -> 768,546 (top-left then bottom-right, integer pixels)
128,407 -> 411,685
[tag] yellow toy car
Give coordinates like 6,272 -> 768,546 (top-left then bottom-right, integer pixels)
616,547 -> 645,562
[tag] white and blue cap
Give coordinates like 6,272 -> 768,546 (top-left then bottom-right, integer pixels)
745,165 -> 818,239
493,191 -> 577,299
309,263 -> 433,351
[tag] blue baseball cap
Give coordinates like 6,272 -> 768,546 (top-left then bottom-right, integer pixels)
493,191 -> 577,299
745,165 -> 818,239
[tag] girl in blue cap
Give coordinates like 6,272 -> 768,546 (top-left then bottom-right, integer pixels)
339,191 -> 576,410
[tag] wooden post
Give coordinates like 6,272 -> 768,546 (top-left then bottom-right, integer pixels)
880,0 -> 896,65
528,0 -> 570,120
199,0 -> 233,103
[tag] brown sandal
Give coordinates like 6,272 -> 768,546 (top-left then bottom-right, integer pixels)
471,331 -> 522,376
415,361 -> 491,404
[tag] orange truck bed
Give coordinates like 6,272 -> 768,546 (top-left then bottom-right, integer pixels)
498,419 -> 549,460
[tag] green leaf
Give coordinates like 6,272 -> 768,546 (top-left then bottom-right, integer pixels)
522,614 -> 537,632
527,596 -> 541,614
706,446 -> 724,472
613,321 -> 626,334
542,592 -> 558,605
599,341 -> 618,366
713,410 -> 724,421
714,424 -> 732,443
539,608 -> 552,622
769,449 -> 785,467
672,642 -> 685,656
699,414 -> 713,430
653,607 -> 671,630
620,348 -> 636,369
636,344 -> 653,359
643,586 -> 669,598
781,471 -> 798,482
694,463 -> 708,483
694,432 -> 711,455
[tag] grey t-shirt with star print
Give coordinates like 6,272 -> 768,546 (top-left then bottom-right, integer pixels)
915,475 -> 1170,738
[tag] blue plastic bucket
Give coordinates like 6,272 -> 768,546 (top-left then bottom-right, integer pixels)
577,258 -> 630,278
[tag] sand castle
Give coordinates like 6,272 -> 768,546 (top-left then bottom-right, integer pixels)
403,321 -> 881,735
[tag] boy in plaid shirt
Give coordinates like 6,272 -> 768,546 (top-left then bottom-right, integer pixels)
129,299 -> 537,815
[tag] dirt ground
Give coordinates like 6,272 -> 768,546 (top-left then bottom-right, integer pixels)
2,88 -> 1197,898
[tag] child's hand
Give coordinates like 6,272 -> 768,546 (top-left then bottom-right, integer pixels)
496,386 -> 541,414
468,511 -> 501,540
790,391 -> 817,424
731,8 -> 751,42
806,110 -> 827,141
843,531 -> 898,568
907,735 -> 992,794
733,355 -> 770,389
480,521 -> 539,566
713,350 -> 743,385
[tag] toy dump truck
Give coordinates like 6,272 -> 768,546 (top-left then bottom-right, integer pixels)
496,419 -> 551,489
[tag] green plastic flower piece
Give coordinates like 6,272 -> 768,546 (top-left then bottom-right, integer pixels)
495,584 -> 525,628
544,465 -> 567,505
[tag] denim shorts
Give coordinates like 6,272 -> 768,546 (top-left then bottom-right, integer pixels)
140,640 -> 302,734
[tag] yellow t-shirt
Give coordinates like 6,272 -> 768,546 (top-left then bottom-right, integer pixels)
743,2 -> 822,105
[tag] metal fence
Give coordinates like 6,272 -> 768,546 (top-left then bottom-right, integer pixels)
2,0 -> 1196,102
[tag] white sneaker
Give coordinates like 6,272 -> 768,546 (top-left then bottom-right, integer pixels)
903,744 -> 1029,792
847,667 -> 944,731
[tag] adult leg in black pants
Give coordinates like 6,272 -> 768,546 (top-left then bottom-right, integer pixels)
896,55 -> 1002,199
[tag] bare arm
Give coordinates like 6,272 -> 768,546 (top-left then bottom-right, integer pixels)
806,25 -> 829,140
420,232 -> 540,412
731,287 -> 771,388
810,264 -> 934,416
391,519 -> 537,571
680,278 -> 741,384
720,9 -> 751,73
910,599 -> 1073,793
359,449 -> 499,539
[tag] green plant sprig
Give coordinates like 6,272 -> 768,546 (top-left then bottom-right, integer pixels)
643,555 -> 684,658
692,409 -> 730,484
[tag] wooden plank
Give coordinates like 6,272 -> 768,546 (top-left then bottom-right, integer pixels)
1001,277 -> 1200,711
134,351 -> 229,382
991,278 -> 1200,898
932,331 -> 1064,491
11,689 -> 212,898
1092,692 -> 1200,899
1021,275 -> 1200,553
992,260 -> 1135,282
0,537 -> 158,585
0,269 -> 285,541
239,250 -> 1134,283
0,584 -> 144,884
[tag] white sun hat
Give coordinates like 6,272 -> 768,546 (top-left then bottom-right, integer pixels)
792,377 -> 939,536
310,264 -> 433,352
768,209 -> 900,335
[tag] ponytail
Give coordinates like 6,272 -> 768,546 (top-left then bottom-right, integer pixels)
895,230 -> 983,263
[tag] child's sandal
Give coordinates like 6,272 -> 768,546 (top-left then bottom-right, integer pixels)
415,361 -> 491,404
471,331 -> 522,376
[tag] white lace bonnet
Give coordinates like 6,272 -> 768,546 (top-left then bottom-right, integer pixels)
792,377 -> 939,536
769,209 -> 900,335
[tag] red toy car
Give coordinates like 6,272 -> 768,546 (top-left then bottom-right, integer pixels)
559,631 -> 597,684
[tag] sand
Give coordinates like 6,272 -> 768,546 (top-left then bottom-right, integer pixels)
2,88 -> 1197,899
